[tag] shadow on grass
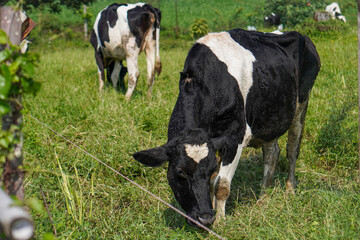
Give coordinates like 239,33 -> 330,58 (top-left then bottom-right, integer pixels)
225,150 -> 293,215
314,96 -> 358,169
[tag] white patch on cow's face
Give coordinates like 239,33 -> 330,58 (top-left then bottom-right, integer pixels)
197,32 -> 256,104
184,143 -> 209,163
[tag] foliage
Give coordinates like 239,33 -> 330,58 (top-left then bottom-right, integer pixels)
0,29 -> 40,164
212,7 -> 245,31
76,4 -> 92,22
294,18 -> 351,40
261,0 -> 323,27
190,18 -> 210,39
4,0 -> 96,13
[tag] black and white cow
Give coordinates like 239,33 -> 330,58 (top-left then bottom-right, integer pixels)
264,13 -> 280,27
133,29 -> 320,227
325,2 -> 346,22
90,3 -> 161,100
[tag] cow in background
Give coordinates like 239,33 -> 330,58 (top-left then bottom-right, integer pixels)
264,13 -> 280,26
325,2 -> 346,22
19,11 -> 36,53
134,29 -> 320,227
90,3 -> 162,100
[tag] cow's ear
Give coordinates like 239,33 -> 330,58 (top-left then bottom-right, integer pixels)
211,136 -> 227,150
211,136 -> 238,165
133,146 -> 169,167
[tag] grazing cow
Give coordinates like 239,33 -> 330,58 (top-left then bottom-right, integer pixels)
325,2 -> 346,22
90,3 -> 162,100
264,13 -> 280,27
133,29 -> 320,227
19,11 -> 36,53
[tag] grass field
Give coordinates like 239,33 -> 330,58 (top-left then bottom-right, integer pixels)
18,0 -> 360,239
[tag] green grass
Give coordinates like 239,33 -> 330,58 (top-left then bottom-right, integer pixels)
19,1 -> 360,239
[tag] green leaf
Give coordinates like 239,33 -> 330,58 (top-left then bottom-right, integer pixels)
0,65 -> 11,99
0,49 -> 11,63
0,30 -> 9,44
9,57 -> 23,74
21,61 -> 35,77
0,99 -> 10,116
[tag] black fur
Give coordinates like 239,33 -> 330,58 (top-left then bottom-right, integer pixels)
127,4 -> 161,48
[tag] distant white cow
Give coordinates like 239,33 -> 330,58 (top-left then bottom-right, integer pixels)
325,2 -> 346,22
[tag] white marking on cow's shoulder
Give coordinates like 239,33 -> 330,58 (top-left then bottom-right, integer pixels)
197,32 -> 256,104
184,143 -> 209,163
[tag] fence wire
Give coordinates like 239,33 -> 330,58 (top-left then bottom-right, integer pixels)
29,114 -> 225,240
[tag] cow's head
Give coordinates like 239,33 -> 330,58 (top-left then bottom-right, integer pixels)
133,129 -> 225,227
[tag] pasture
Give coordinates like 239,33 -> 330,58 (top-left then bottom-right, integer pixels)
21,0 -> 359,239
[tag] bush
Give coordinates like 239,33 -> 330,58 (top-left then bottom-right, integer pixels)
190,18 -> 210,39
212,7 -> 245,31
264,0 -> 327,27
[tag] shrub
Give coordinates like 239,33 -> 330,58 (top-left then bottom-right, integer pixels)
190,18 -> 210,39
212,7 -> 245,31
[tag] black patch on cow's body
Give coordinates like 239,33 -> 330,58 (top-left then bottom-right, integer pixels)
227,29 -> 319,142
96,4 -> 127,47
90,30 -> 105,73
168,43 -> 246,165
127,4 -> 161,48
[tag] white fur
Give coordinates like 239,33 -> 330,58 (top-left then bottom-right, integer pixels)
197,32 -> 256,104
325,2 -> 346,22
184,143 -> 209,163
93,3 -> 145,59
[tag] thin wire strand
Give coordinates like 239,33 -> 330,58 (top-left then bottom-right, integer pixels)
29,114 -> 225,240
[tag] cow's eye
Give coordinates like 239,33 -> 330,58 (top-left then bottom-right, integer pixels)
176,168 -> 188,179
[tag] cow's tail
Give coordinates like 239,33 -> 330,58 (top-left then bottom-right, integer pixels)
155,26 -> 162,75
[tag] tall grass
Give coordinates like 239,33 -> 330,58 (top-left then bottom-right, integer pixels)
21,1 -> 359,239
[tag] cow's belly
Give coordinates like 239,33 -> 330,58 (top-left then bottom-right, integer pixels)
102,45 -> 127,60
246,88 -> 297,142
102,33 -> 139,61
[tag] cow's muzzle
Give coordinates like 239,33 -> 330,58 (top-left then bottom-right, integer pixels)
187,212 -> 215,227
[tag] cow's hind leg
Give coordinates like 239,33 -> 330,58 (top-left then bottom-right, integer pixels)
109,60 -> 122,90
286,100 -> 309,194
261,140 -> 280,195
119,61 -> 127,91
125,55 -> 140,100
145,40 -> 156,97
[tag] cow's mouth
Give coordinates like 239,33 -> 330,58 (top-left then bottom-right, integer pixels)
186,212 -> 215,228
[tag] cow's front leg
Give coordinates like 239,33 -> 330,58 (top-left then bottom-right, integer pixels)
260,140 -> 280,195
94,50 -> 105,91
212,144 -> 243,223
125,55 -> 140,100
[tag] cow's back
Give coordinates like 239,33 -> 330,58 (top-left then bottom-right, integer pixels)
93,3 -> 154,60
169,29 -> 320,144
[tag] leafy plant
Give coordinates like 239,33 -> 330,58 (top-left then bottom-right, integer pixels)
190,18 -> 210,39
262,0 -> 327,27
0,29 -> 40,164
212,7 -> 245,31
